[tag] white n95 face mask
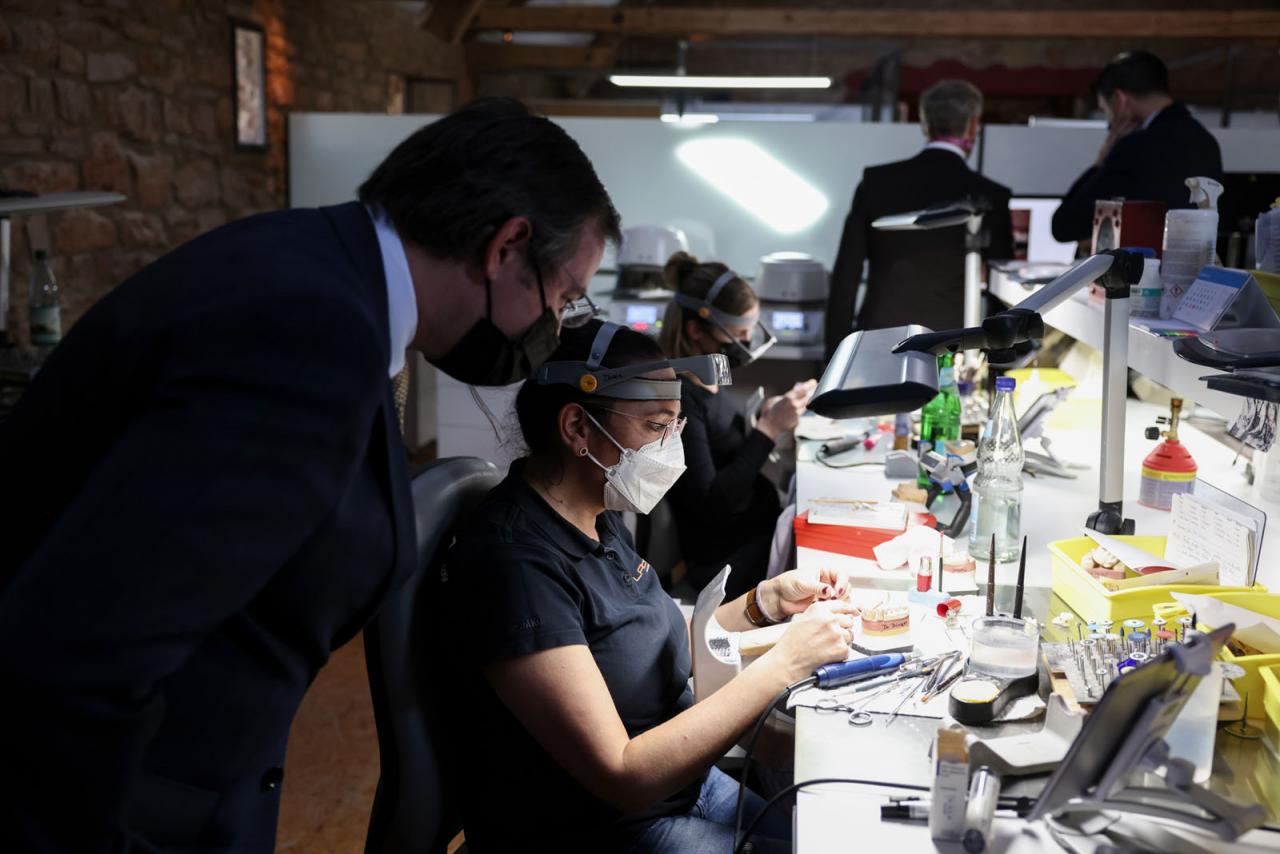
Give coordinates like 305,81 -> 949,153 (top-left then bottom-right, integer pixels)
584,412 -> 686,514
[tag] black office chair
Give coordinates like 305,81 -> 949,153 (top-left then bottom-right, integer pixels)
364,456 -> 502,854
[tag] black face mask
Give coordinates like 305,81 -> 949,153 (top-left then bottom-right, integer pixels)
430,271 -> 561,386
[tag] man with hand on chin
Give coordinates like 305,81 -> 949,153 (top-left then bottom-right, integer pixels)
1052,50 -> 1223,244
0,98 -> 619,853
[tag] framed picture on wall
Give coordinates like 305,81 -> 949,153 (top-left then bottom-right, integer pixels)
231,20 -> 267,149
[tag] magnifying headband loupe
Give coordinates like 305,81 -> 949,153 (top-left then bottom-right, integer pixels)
672,270 -> 777,367
535,322 -> 733,400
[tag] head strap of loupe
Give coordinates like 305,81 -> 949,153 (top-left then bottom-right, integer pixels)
672,269 -> 777,364
534,322 -> 732,400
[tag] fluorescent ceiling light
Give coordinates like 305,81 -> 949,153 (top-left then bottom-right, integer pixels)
660,112 -> 720,126
611,74 -> 831,90
675,138 -> 829,234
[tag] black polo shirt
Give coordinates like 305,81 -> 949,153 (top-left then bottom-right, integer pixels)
442,461 -> 699,853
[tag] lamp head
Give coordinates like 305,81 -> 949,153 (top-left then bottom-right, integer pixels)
809,325 -> 940,419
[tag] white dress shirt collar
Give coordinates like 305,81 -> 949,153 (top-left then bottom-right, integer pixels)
367,207 -> 418,378
923,140 -> 970,161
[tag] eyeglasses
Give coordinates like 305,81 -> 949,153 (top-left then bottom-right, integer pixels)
593,407 -> 687,446
561,293 -> 602,328
533,263 -> 601,329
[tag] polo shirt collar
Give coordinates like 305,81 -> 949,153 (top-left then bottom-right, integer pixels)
506,459 -> 609,559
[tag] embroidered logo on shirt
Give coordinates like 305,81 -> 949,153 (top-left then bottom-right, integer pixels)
512,617 -> 541,632
630,559 -> 651,583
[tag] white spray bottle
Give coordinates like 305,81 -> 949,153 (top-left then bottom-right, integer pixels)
1159,176 -> 1224,318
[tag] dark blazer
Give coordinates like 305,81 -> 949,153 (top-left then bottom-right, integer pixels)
0,202 -> 415,853
825,147 -> 1014,356
1051,102 -> 1224,243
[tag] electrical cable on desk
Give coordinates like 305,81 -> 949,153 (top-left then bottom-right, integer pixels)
813,452 -> 885,470
733,777 -> 930,854
733,676 -> 816,854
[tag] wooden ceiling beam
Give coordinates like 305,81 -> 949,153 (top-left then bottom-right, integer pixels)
466,43 -> 620,72
423,0 -> 487,45
468,8 -> 1280,40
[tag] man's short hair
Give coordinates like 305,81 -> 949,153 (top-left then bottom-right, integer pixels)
919,79 -> 983,138
1093,51 -> 1170,100
359,98 -> 621,273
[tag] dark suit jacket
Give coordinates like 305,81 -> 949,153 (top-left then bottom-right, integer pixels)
825,148 -> 1014,356
0,202 -> 415,853
1051,102 -> 1224,243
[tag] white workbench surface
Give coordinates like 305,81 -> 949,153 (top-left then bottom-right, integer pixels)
793,783 -> 1280,853
791,400 -> 1280,852
795,399 -> 1280,592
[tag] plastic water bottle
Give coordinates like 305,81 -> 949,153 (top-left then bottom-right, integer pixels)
970,376 -> 1023,562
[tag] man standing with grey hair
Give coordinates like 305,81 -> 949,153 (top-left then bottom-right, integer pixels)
826,79 -> 1013,354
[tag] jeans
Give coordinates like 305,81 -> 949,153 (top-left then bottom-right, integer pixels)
623,766 -> 792,854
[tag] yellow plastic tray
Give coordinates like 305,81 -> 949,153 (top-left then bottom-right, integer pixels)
1195,591 -> 1280,719
1262,664 -> 1280,748
1048,535 -> 1264,624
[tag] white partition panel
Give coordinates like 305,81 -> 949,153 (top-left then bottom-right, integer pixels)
289,113 -> 924,273
290,113 -> 1279,274
981,125 -> 1104,196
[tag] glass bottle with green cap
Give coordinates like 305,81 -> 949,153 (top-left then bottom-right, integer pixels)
29,249 -> 61,347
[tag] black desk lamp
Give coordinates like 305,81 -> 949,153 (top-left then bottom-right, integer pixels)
810,249 -> 1146,535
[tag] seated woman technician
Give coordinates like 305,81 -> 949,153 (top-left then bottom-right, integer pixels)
659,252 -> 816,598
442,319 -> 856,853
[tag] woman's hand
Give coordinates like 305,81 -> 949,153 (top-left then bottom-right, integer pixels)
756,380 -> 816,439
763,602 -> 856,682
760,567 -> 857,620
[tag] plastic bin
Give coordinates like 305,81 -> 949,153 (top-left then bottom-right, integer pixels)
1048,535 -> 1264,624
1194,591 -> 1280,719
1261,664 -> 1280,748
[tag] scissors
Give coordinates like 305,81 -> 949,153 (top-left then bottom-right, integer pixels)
813,680 -> 900,726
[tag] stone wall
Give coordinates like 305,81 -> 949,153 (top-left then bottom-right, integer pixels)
0,0 -> 464,342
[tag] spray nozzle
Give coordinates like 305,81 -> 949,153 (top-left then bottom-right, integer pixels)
1186,176 -> 1224,211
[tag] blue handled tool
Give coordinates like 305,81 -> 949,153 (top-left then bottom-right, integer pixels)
814,653 -> 906,689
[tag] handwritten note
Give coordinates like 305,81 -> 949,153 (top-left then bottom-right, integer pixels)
1164,493 -> 1256,587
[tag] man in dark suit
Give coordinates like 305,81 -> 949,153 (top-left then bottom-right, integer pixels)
825,79 -> 1013,354
0,99 -> 619,853
1052,51 -> 1224,243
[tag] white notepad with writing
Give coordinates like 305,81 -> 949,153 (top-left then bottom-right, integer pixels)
1164,492 -> 1258,587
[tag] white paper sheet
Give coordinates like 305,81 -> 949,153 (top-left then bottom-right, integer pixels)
1166,493 -> 1256,587
1171,592 -> 1280,654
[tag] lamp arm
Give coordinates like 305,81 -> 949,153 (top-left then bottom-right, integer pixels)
1014,253 -> 1116,315
893,250 -> 1145,357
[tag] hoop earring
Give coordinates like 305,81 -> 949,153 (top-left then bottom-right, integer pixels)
578,447 -> 588,457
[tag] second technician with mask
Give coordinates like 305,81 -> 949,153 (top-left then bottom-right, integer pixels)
660,253 -> 815,598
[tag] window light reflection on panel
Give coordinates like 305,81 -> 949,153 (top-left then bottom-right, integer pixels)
675,138 -> 829,234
